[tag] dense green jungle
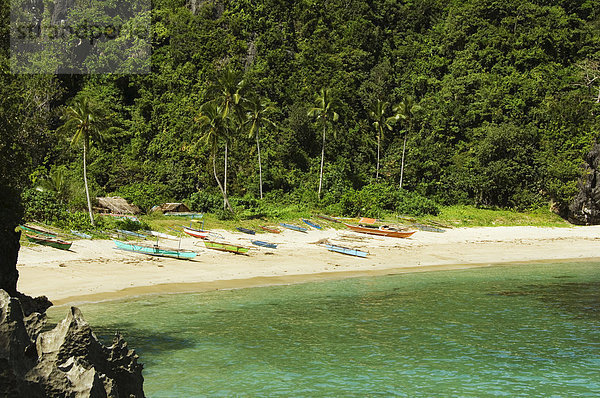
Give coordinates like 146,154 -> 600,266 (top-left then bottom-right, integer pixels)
2,0 -> 600,228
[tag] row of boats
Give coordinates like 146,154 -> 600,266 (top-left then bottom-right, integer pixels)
20,215 -> 437,260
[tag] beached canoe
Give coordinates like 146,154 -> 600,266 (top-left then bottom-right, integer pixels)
236,227 -> 256,235
25,234 -> 72,250
182,226 -> 210,239
259,225 -> 281,233
302,219 -> 322,230
251,240 -> 277,249
315,214 -> 340,223
113,240 -> 196,259
71,230 -> 92,239
203,240 -> 250,254
148,230 -> 179,240
20,224 -> 57,237
343,223 -> 417,238
116,229 -> 148,238
280,223 -> 307,233
324,243 -> 368,258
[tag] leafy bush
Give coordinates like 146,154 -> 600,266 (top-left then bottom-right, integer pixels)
113,217 -> 150,232
56,211 -> 106,232
394,190 -> 440,217
189,191 -> 222,213
114,183 -> 173,213
232,195 -> 266,219
21,188 -> 66,223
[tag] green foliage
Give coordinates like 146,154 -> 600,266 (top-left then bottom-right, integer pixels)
114,182 -> 173,213
113,217 -> 150,232
56,212 -> 107,232
21,189 -> 67,223
189,191 -> 222,213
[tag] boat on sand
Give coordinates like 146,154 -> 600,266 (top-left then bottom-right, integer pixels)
113,240 -> 196,259
324,243 -> 368,258
203,241 -> 250,254
25,234 -> 72,250
343,223 -> 416,238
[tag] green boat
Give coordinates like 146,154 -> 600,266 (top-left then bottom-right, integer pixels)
20,225 -> 57,237
203,240 -> 250,254
113,240 -> 196,260
25,234 -> 72,250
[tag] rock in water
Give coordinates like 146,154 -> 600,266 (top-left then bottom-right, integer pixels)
0,290 -> 144,397
569,142 -> 600,225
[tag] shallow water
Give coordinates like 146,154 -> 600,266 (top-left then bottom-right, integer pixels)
48,261 -> 600,397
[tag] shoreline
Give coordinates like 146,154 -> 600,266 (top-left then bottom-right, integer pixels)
16,225 -> 600,306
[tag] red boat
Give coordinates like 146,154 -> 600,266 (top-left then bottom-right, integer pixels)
182,226 -> 210,239
343,223 -> 416,238
259,225 -> 281,234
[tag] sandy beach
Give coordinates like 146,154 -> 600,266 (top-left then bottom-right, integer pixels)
16,225 -> 600,305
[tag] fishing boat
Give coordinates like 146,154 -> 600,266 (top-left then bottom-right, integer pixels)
251,240 -> 277,249
236,227 -> 256,235
116,229 -> 148,238
259,225 -> 281,233
280,223 -> 307,233
343,223 -> 417,238
148,230 -> 179,240
25,234 -> 72,250
203,240 -> 250,254
20,224 -> 57,237
113,240 -> 196,259
324,243 -> 368,258
316,214 -> 340,223
182,226 -> 210,239
71,230 -> 92,239
302,219 -> 322,230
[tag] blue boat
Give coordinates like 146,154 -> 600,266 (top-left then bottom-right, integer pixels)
280,223 -> 307,233
116,229 -> 148,238
302,219 -> 322,230
236,227 -> 256,235
324,243 -> 368,258
71,230 -> 92,239
251,240 -> 278,249
113,240 -> 196,260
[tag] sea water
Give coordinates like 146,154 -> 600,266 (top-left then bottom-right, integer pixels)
48,261 -> 600,397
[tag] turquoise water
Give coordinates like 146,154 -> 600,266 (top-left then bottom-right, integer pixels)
49,262 -> 600,396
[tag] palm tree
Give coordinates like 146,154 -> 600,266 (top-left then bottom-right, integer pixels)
245,96 -> 275,199
195,101 -> 234,212
368,99 -> 395,180
308,88 -> 339,199
58,96 -> 106,226
392,96 -> 421,189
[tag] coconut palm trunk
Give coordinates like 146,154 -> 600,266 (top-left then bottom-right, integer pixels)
399,132 -> 407,189
256,134 -> 263,199
318,123 -> 326,199
224,141 -> 228,210
213,154 -> 233,212
82,141 -> 94,226
376,131 -> 381,180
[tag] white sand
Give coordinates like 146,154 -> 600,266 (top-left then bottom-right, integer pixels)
16,225 -> 600,305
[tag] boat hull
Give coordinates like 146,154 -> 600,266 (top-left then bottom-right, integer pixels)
325,243 -> 368,258
204,241 -> 249,254
343,223 -> 416,238
236,227 -> 256,235
302,219 -> 322,230
280,223 -> 307,232
259,225 -> 281,233
25,234 -> 72,250
113,240 -> 196,259
251,240 -> 277,249
182,227 -> 210,239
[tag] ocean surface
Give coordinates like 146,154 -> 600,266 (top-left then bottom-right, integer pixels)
48,261 -> 600,397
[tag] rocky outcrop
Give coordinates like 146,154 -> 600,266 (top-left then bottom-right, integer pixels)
569,142 -> 600,225
0,290 -> 144,397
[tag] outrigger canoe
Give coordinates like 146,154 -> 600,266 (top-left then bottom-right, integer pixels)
302,219 -> 322,230
182,226 -> 210,239
25,234 -> 72,250
343,223 -> 416,238
324,243 -> 368,258
251,240 -> 277,249
236,227 -> 256,235
259,225 -> 281,233
316,214 -> 340,223
20,224 -> 57,237
280,223 -> 307,233
203,241 -> 250,254
113,240 -> 196,260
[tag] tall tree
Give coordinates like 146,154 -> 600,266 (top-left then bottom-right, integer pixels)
58,96 -> 107,226
368,99 -> 395,180
196,101 -> 234,212
392,96 -> 421,189
245,96 -> 275,199
308,88 -> 339,199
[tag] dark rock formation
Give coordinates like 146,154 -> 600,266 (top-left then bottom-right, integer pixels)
0,290 -> 144,397
569,142 -> 600,225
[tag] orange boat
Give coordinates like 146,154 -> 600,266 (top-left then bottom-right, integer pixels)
343,223 -> 416,238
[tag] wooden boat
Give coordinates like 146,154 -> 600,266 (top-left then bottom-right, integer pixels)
343,223 -> 416,238
259,225 -> 281,233
71,230 -> 92,239
412,223 -> 446,233
251,240 -> 277,249
25,234 -> 72,250
280,223 -> 307,233
113,240 -> 196,259
324,243 -> 368,258
182,226 -> 210,239
203,240 -> 249,254
236,227 -> 256,235
20,224 -> 57,237
116,229 -> 147,238
149,230 -> 179,240
302,219 -> 322,230
315,214 -> 340,223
